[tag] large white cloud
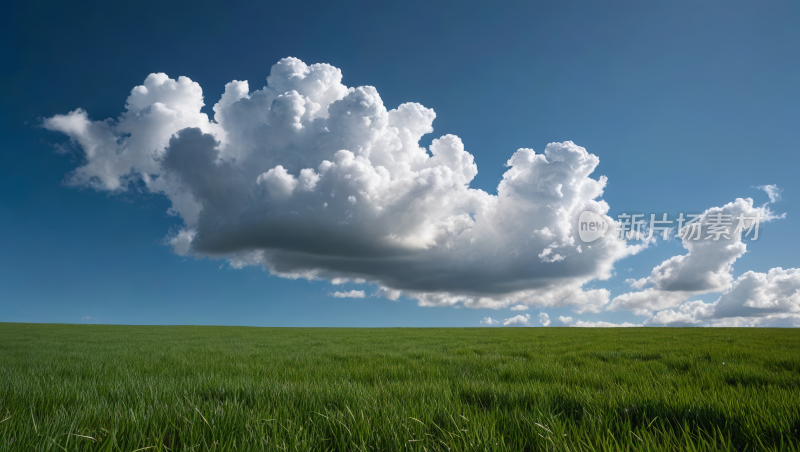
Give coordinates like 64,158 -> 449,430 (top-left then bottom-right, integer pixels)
44,57 -> 646,312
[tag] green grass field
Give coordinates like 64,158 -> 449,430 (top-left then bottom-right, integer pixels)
1,324 -> 798,451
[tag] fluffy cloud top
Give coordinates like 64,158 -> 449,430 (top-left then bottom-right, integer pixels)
480,317 -> 499,326
44,57 -> 643,313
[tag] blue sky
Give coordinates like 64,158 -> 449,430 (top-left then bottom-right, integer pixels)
1,0 -> 798,327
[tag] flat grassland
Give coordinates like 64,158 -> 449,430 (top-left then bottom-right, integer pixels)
1,324 -> 798,451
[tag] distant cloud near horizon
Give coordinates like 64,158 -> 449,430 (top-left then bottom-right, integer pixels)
609,197 -> 782,316
503,314 -> 531,326
609,193 -> 799,328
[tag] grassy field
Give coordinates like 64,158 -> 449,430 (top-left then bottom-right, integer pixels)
0,324 -> 799,451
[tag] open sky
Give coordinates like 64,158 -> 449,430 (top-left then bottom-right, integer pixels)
2,0 -> 799,327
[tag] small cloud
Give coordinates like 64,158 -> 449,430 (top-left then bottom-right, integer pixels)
375,286 -> 402,301
480,317 -> 499,326
558,316 -> 574,325
755,184 -> 782,204
503,313 -> 531,326
624,278 -> 647,289
572,319 -> 639,327
332,277 -> 371,285
328,290 -> 365,299
509,305 -> 529,311
538,312 -> 551,326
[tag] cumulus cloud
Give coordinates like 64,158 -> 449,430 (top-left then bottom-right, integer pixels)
558,316 -> 574,325
480,317 -> 500,326
649,267 -> 800,327
608,197 -> 782,315
329,290 -> 366,299
509,305 -> 529,311
709,313 -> 800,327
538,312 -> 551,326
44,57 -> 648,313
715,267 -> 800,317
647,300 -> 714,325
503,314 -> 531,326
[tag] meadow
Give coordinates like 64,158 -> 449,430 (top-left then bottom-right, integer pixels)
0,324 -> 798,451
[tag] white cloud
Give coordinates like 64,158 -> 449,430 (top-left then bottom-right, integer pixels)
624,278 -> 647,290
44,57 -> 648,313
709,313 -> 800,328
645,267 -> 800,327
329,290 -> 365,299
480,317 -> 500,326
510,305 -> 529,311
168,228 -> 196,256
755,184 -> 782,204
257,165 -> 298,200
503,314 -> 531,326
538,312 -> 551,326
558,316 -> 574,325
712,267 -> 800,323
647,300 -> 714,325
572,320 -> 639,327
608,197 -> 782,315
